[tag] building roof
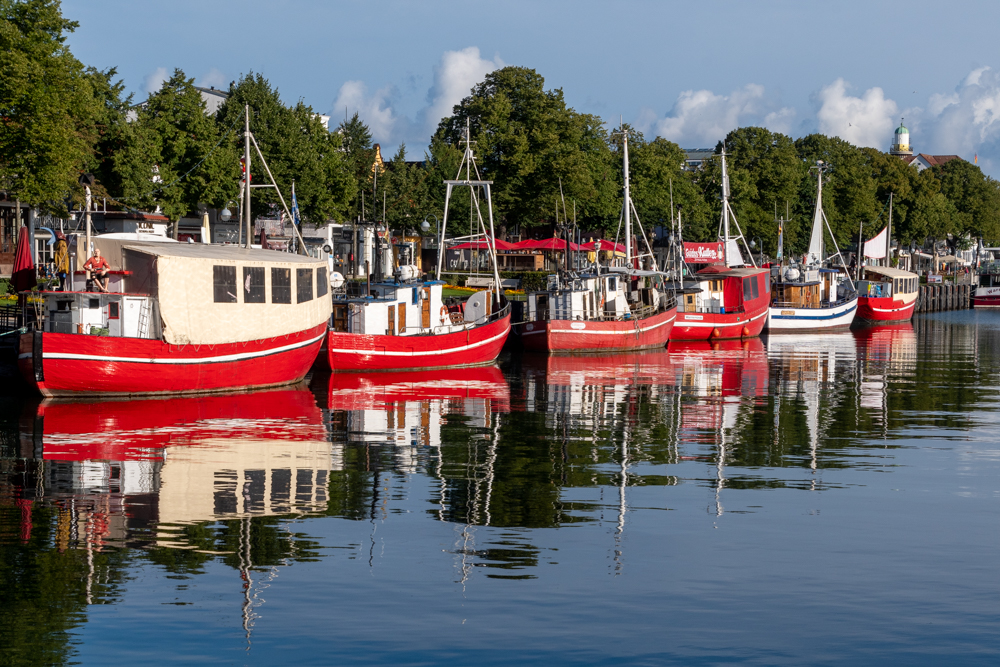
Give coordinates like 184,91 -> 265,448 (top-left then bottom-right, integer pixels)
124,242 -> 323,265
863,265 -> 916,279
901,154 -> 962,168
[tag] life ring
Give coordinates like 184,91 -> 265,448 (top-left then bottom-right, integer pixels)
440,305 -> 449,325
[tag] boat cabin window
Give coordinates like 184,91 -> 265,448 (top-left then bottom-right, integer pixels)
243,267 -> 266,303
108,302 -> 119,319
316,268 -> 328,297
213,266 -> 238,303
88,298 -> 100,309
272,268 -> 291,304
743,277 -> 758,301
607,277 -> 617,292
296,268 -> 313,303
710,280 -> 723,292
411,286 -> 419,305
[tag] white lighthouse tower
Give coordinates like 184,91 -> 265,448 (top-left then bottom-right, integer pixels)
890,119 -> 912,156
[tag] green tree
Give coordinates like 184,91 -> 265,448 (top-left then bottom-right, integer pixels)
123,69 -> 234,222
217,73 -> 354,226
434,66 -> 618,234
933,158 -> 1000,242
698,127 -> 806,252
0,0 -> 105,213
337,112 -> 376,220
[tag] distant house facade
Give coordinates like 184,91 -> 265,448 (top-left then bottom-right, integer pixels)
890,120 -> 962,172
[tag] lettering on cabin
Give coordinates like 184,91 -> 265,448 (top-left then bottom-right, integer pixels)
684,242 -> 725,264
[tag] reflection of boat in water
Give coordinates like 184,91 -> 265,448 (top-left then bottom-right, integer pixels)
18,387 -> 332,530
853,323 -> 917,424
320,365 -> 510,412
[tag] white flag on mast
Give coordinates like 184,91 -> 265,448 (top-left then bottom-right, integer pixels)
864,227 -> 888,259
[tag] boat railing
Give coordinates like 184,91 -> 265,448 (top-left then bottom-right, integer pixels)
770,292 -> 857,309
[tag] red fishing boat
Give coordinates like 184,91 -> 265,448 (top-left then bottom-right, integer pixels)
855,265 -> 918,324
670,151 -> 769,341
325,122 -> 511,371
18,242 -> 330,397
514,126 -> 676,352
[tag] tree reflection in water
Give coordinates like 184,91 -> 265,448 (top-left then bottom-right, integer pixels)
4,318 -> 1000,661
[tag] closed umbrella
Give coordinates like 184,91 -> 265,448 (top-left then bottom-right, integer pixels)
11,225 -> 36,292
260,229 -> 270,250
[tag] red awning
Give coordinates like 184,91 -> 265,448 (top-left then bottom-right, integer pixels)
450,238 -> 518,251
11,225 -> 36,292
516,237 -> 583,251
580,240 -> 626,253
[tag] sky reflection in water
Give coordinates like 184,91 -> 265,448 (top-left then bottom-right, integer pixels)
3,311 -> 1000,664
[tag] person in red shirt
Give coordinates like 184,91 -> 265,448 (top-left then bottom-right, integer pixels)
83,248 -> 111,292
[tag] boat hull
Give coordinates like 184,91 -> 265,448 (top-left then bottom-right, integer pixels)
16,324 -> 327,398
326,313 -> 511,371
514,308 -> 676,353
972,287 -> 1000,308
670,306 -> 768,341
855,296 -> 916,324
766,296 -> 858,332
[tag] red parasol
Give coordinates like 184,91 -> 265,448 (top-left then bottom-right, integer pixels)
580,240 -> 626,253
11,225 -> 36,292
450,237 -> 518,251
515,237 -> 583,251
259,229 -> 270,250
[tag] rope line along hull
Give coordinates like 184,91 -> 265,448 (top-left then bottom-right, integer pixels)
670,305 -> 769,341
855,296 -> 916,324
326,313 -> 511,372
514,308 -> 676,353
17,323 -> 326,397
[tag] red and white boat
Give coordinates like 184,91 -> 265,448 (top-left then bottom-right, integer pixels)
854,195 -> 918,324
514,126 -> 677,352
324,122 -> 510,372
18,242 -> 330,397
855,265 -> 918,323
670,150 -> 770,341
972,247 -> 1000,307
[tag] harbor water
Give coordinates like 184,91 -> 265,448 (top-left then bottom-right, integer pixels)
3,310 -> 1000,664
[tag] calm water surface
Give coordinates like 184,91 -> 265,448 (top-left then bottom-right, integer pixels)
3,312 -> 1000,665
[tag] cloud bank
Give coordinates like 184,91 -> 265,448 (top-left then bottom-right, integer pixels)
331,46 -> 503,151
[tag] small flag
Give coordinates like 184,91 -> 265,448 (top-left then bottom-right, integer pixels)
291,180 -> 301,226
975,153 -> 979,165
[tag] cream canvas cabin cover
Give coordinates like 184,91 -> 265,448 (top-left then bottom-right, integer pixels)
123,244 -> 331,345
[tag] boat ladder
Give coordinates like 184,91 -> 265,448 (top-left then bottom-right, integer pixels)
137,301 -> 150,339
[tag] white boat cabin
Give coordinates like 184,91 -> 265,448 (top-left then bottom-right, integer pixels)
526,271 -> 668,322
40,242 -> 331,345
858,265 -> 919,300
331,279 -> 498,336
42,292 -> 160,339
770,266 -> 853,309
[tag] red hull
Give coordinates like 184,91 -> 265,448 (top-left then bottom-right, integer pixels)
855,296 -> 915,324
17,324 -> 326,398
670,305 -> 768,341
515,308 -> 676,353
326,313 -> 511,372
320,365 -> 510,411
22,388 -> 326,461
972,289 -> 1000,308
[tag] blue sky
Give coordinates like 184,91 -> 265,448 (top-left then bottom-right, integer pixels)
64,0 -> 1000,174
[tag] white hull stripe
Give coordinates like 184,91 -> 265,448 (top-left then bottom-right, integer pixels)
548,315 -> 675,336
41,332 -> 325,365
869,305 -> 914,313
329,325 -> 510,357
675,309 -> 768,328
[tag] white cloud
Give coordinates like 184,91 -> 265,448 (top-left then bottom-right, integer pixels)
423,47 -> 504,133
332,80 -> 402,146
923,67 -> 1000,169
198,68 -> 227,90
814,78 -> 898,149
144,67 -> 169,95
645,84 -> 793,147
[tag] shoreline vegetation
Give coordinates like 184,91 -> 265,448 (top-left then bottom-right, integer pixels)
2,0 -> 998,264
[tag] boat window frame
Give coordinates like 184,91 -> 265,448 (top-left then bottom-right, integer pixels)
271,267 -> 291,304
296,267 -> 313,303
243,266 -> 266,304
213,265 -> 238,304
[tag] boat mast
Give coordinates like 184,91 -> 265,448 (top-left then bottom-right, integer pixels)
721,150 -> 732,267
807,162 -> 825,266
243,104 -> 252,249
886,192 -> 893,268
623,127 -> 632,266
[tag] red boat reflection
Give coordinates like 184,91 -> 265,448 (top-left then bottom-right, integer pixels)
319,365 -> 510,412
